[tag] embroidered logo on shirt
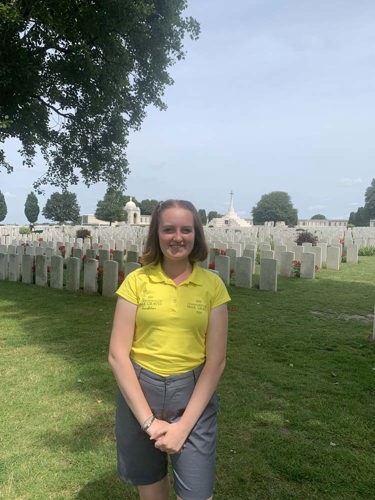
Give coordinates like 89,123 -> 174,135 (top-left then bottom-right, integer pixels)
140,299 -> 163,310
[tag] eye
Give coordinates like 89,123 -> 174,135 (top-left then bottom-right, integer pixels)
182,227 -> 193,234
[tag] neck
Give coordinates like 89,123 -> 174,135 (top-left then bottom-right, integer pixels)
162,259 -> 193,284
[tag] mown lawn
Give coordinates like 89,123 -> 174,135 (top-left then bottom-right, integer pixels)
0,258 -> 374,499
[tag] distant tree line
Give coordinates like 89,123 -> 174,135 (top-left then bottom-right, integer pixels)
2,179 -> 374,227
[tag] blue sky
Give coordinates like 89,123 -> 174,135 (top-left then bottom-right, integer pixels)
1,0 -> 375,224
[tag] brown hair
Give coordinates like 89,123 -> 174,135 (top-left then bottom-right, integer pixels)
141,199 -> 208,265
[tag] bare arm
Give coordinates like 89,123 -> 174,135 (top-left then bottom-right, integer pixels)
151,303 -> 228,453
108,297 -> 168,435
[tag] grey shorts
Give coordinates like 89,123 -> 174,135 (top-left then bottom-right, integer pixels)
115,360 -> 218,500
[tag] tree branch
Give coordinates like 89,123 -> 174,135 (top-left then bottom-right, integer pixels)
34,96 -> 75,119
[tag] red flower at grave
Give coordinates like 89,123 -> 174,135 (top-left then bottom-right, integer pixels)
110,248 -> 114,254
123,249 -> 127,255
83,254 -> 87,261
38,237 -> 43,242
220,249 -> 226,255
95,255 -> 99,260
118,271 -> 125,285
230,268 -> 235,277
209,262 -> 215,269
47,266 -> 51,273
98,244 -> 103,249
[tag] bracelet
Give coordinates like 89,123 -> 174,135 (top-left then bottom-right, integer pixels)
141,414 -> 153,429
141,415 -> 155,432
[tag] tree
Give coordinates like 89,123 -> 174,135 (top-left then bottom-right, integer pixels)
0,190 -> 7,222
24,192 -> 40,224
252,191 -> 298,225
296,231 -> 318,246
207,211 -> 222,221
95,189 -> 126,225
364,178 -> 375,220
198,209 -> 207,225
139,199 -> 160,215
42,191 -> 80,224
311,214 -> 326,220
0,2 -> 199,191
348,207 -> 369,227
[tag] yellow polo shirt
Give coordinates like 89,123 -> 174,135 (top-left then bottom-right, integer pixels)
116,263 -> 231,376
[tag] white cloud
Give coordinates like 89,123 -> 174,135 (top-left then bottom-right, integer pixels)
4,192 -> 16,198
339,177 -> 363,186
349,202 -> 360,206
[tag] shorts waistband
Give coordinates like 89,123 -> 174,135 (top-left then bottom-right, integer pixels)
131,359 -> 204,383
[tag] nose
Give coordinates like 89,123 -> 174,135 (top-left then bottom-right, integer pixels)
173,230 -> 182,241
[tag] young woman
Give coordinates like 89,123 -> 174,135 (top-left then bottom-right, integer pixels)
109,199 -> 230,500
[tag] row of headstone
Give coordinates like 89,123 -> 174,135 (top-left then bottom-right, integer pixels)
0,254 -> 141,298
0,240 -> 353,295
2,222 -> 375,251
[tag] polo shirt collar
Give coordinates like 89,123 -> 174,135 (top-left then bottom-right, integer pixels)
149,262 -> 203,286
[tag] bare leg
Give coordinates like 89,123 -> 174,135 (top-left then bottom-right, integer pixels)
138,475 -> 170,500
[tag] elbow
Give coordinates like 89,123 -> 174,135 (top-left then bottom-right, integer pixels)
219,357 -> 226,375
108,350 -> 117,370
206,356 -> 226,375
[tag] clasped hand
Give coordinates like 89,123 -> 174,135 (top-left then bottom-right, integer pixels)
147,418 -> 188,454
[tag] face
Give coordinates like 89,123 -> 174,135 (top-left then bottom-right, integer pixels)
158,207 -> 195,262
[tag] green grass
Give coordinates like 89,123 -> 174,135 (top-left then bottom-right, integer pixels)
1,258 -> 374,499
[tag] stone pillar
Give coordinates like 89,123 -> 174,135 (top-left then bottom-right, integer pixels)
66,257 -> 80,291
292,245 -> 304,261
102,260 -> 118,297
0,253 -> 8,280
279,251 -> 294,277
124,262 -> 141,276
326,246 -> 340,270
112,250 -> 125,271
84,258 -> 98,294
50,255 -> 63,289
22,254 -> 34,284
214,255 -> 230,286
226,248 -> 237,273
25,246 -> 36,256
301,252 -> 315,279
259,258 -> 277,292
73,248 -> 83,269
274,245 -> 287,262
260,250 -> 274,261
243,248 -> 256,274
311,246 -> 322,270
346,244 -> 358,264
8,254 -> 20,282
35,254 -> 48,286
235,257 -> 252,288
85,249 -> 96,260
317,242 -> 327,265
126,250 -> 138,263
98,249 -> 110,266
